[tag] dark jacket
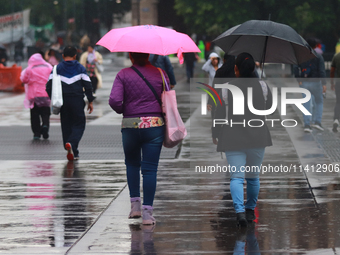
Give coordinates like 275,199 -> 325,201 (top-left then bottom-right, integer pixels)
214,78 -> 272,152
46,60 -> 94,102
294,52 -> 326,85
149,54 -> 176,86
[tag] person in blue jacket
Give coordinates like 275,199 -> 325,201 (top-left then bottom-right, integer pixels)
46,46 -> 95,161
149,54 -> 176,89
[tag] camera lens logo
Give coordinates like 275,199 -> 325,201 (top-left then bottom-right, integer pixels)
196,82 -> 222,115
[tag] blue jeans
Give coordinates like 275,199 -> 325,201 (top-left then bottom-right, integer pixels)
301,82 -> 323,126
233,229 -> 260,255
122,126 -> 164,206
225,148 -> 265,213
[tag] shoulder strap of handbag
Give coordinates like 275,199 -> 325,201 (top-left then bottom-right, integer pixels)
53,64 -> 57,78
130,66 -> 162,107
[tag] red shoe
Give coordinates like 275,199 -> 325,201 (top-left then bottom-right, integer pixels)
65,143 -> 74,161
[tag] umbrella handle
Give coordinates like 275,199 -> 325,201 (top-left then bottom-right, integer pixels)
260,36 -> 269,79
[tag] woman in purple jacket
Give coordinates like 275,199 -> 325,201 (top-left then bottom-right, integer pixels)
109,52 -> 169,225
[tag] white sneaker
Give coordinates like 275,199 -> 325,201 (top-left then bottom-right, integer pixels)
311,122 -> 324,131
304,125 -> 312,133
333,119 -> 339,133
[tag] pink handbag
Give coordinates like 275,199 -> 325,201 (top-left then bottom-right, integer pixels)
158,69 -> 187,148
130,66 -> 187,148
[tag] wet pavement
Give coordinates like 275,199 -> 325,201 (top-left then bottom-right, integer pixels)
1,56 -> 340,254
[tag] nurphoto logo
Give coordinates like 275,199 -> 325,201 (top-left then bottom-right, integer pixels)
197,81 -> 312,128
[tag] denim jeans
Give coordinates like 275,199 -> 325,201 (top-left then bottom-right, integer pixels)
122,126 -> 164,206
233,228 -> 260,255
301,82 -> 323,126
225,148 -> 265,213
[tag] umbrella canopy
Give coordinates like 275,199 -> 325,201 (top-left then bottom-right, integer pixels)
213,20 -> 316,65
97,25 -> 200,64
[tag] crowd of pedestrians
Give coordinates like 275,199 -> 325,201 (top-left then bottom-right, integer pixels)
14,32 -> 340,228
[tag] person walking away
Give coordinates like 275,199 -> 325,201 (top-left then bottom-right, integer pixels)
149,54 -> 176,89
330,51 -> 340,132
46,49 -> 60,66
0,46 -> 8,66
80,44 -> 103,96
20,53 -> 53,140
207,54 -> 235,114
213,53 -> 272,227
294,38 -> 327,133
183,52 -> 199,83
109,52 -> 168,225
202,52 -> 222,86
14,38 -> 24,65
46,46 -> 94,161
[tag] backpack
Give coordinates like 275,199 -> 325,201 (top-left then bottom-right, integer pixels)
300,57 -> 319,78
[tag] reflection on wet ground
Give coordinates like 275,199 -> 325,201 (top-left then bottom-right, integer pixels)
68,106 -> 340,254
0,160 -> 126,253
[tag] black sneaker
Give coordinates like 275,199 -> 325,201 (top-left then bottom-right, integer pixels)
246,209 -> 256,222
41,126 -> 49,139
33,136 -> 40,140
304,125 -> 312,133
236,212 -> 248,227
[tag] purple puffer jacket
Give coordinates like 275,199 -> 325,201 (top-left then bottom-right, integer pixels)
109,63 -> 169,118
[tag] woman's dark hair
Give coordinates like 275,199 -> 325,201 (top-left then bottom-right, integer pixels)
235,52 -> 255,77
48,49 -> 55,56
88,43 -> 96,49
130,52 -> 150,66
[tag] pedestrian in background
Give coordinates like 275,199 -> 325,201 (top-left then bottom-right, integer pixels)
202,52 -> 222,86
207,54 -> 235,120
149,54 -> 176,89
46,46 -> 94,161
109,52 -> 168,225
183,52 -> 198,83
14,38 -> 24,65
294,38 -> 326,133
330,51 -> 340,132
214,53 -> 272,227
80,44 -> 103,96
0,46 -> 8,66
21,53 -> 53,140
45,49 -> 60,66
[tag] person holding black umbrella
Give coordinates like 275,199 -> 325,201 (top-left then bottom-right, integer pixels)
214,52 -> 272,227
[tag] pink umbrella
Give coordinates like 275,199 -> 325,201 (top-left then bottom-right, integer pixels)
96,25 -> 200,64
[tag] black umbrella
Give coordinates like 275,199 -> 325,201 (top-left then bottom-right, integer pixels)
213,20 -> 316,67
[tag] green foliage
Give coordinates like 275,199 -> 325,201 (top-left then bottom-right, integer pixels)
0,0 -> 131,32
174,0 -> 340,47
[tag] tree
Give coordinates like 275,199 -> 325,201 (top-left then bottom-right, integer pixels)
174,0 -> 340,52
0,0 -> 131,39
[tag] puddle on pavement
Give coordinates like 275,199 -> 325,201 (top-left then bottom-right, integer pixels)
0,160 -> 126,251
